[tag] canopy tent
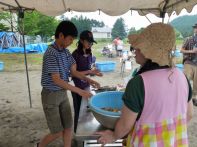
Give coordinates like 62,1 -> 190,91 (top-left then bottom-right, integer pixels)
0,0 -> 197,108
0,0 -> 197,17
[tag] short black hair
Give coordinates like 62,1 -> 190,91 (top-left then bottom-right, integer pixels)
55,21 -> 78,39
130,46 -> 134,52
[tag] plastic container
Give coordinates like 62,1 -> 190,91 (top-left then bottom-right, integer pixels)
0,61 -> 4,71
125,60 -> 132,70
175,64 -> 183,71
95,61 -> 116,72
89,91 -> 124,129
172,50 -> 183,57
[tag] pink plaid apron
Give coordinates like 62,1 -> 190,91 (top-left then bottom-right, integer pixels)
126,68 -> 189,147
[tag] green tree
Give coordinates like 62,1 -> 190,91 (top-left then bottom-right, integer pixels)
70,15 -> 91,35
24,11 -> 59,41
174,29 -> 183,39
111,18 -> 127,40
90,19 -> 104,27
0,23 -> 9,31
170,15 -> 197,38
136,28 -> 144,34
23,12 -> 40,35
61,15 -> 105,36
128,27 -> 137,35
0,12 -> 16,31
36,14 -> 59,42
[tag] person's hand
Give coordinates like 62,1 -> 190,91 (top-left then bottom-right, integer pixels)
192,48 -> 197,53
87,78 -> 100,88
94,130 -> 115,145
95,72 -> 103,77
78,90 -> 92,99
90,68 -> 103,77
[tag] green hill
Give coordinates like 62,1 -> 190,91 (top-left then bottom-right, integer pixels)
170,15 -> 197,38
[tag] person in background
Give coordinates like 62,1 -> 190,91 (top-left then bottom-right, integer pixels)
71,30 -> 103,133
39,21 -> 100,147
95,23 -> 193,147
116,38 -> 124,57
181,23 -> 197,106
113,37 -> 120,56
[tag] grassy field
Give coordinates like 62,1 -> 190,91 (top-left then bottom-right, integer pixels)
176,39 -> 184,45
0,53 -> 43,72
0,39 -> 183,72
0,40 -> 120,72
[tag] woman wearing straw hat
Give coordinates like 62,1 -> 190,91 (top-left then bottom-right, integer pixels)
95,23 -> 193,147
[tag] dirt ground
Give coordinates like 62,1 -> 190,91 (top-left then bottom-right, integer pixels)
0,57 -> 197,147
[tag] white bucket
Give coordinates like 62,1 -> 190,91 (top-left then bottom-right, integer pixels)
125,61 -> 131,70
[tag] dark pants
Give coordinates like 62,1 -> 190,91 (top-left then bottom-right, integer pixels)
71,92 -> 82,133
115,45 -> 118,56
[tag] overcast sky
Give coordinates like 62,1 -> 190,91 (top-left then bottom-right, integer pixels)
63,5 -> 197,30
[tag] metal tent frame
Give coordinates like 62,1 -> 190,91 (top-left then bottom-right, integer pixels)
0,0 -> 34,108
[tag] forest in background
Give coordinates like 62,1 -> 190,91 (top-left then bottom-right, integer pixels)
1,11 -> 197,42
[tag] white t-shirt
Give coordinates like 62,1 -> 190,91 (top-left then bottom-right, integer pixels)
117,40 -> 123,50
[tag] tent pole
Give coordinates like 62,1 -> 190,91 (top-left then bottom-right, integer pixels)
140,10 -> 152,24
9,7 -> 14,32
18,8 -> 32,108
0,0 -> 33,108
22,28 -> 32,108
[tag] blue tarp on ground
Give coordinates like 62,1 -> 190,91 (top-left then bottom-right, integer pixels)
172,49 -> 183,57
0,43 -> 48,53
0,31 -> 48,53
0,31 -> 23,49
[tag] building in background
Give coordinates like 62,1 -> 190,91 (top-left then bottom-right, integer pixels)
92,27 -> 111,39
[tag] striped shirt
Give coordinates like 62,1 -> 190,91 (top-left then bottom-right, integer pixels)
41,44 -> 76,91
182,35 -> 197,65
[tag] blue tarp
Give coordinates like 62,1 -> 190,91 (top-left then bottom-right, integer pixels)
172,49 -> 183,57
0,43 -> 48,53
0,32 -> 5,38
0,31 -> 48,53
0,31 -> 22,49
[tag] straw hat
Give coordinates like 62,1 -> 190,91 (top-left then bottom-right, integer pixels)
128,23 -> 175,66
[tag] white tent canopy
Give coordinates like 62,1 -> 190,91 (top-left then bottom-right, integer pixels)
0,0 -> 197,17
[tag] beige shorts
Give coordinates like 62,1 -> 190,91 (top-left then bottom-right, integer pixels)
41,88 -> 73,134
184,63 -> 197,98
